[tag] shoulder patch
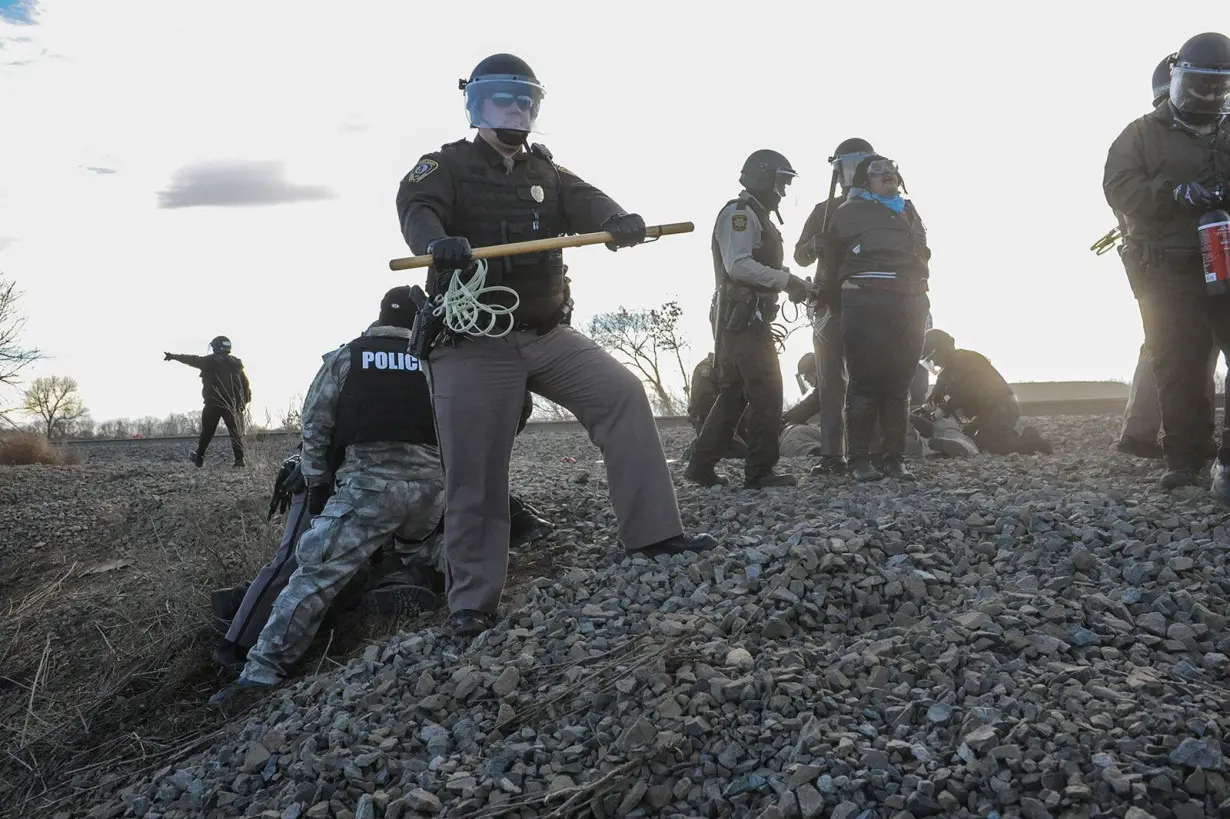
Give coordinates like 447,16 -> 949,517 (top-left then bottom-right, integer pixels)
407,158 -> 440,183
731,213 -> 748,232
554,164 -> 575,176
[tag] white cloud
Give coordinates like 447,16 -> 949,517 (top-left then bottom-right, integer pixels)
0,0 -> 1219,424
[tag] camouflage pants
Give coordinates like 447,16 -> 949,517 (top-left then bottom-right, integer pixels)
241,474 -> 444,685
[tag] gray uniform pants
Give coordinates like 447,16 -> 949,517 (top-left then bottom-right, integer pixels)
225,491 -> 314,650
1121,341 -> 1218,442
241,475 -> 443,684
425,325 -> 683,615
812,308 -> 847,456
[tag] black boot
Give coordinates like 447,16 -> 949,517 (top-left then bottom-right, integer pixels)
683,461 -> 728,487
629,533 -> 719,558
189,450 -> 204,467
846,396 -> 881,482
880,395 -> 916,481
809,455 -> 847,477
744,471 -> 798,489
450,609 -> 495,638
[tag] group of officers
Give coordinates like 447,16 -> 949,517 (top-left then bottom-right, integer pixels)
681,140 -> 1052,488
208,36 -> 1230,704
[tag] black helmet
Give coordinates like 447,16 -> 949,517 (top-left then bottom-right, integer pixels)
460,53 -> 545,145
829,137 -> 876,189
1170,33 -> 1230,116
921,329 -> 955,361
379,285 -> 418,330
831,137 -> 874,157
796,351 -> 816,375
1152,53 -> 1178,107
739,149 -> 796,204
210,335 -> 232,354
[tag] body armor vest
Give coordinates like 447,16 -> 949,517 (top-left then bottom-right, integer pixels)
445,142 -> 567,301
331,334 -> 436,467
711,195 -> 784,291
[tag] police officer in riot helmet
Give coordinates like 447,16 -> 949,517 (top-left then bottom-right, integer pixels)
396,53 -> 717,639
792,137 -> 876,475
1104,31 -> 1230,499
684,149 -> 810,490
1117,52 -> 1220,460
1152,53 -> 1178,107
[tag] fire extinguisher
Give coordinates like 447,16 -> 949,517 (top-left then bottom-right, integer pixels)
1201,209 -> 1230,296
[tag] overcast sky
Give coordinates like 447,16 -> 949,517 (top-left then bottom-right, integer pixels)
0,0 -> 1224,424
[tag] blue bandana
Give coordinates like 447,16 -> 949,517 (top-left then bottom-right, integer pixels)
850,187 -> 906,214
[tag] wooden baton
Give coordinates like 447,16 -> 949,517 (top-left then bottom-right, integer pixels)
388,221 -> 695,272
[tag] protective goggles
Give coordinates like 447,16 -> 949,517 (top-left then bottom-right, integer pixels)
866,159 -> 899,176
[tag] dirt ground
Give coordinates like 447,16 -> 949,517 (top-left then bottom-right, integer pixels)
0,437 -> 576,817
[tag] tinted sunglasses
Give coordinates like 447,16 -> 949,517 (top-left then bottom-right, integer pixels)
489,92 -> 537,112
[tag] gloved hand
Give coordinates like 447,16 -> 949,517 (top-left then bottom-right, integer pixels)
428,236 -> 473,271
784,273 -> 811,304
163,352 -> 173,361
307,483 -> 333,516
1173,182 -> 1220,209
267,454 -> 303,520
603,213 -> 647,251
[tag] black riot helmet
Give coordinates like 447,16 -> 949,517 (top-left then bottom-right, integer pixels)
1170,32 -> 1230,117
460,53 -> 546,147
1152,53 -> 1178,107
829,137 -> 876,190
921,328 -> 955,363
378,285 -> 418,330
210,335 -> 232,355
739,149 -> 797,209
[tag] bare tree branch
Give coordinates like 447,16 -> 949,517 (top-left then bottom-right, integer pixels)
586,301 -> 692,415
0,274 -> 42,389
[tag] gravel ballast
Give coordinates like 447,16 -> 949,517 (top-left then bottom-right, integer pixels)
24,415 -> 1230,818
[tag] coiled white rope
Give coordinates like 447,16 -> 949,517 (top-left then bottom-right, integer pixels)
431,259 -> 521,338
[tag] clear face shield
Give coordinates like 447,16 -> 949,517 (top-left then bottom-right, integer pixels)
464,76 -> 546,133
774,168 -> 797,198
831,151 -> 872,189
1170,65 -> 1230,116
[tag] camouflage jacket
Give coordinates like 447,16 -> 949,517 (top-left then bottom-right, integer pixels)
300,325 -> 442,489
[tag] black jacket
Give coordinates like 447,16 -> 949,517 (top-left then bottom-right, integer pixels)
169,352 -> 251,408
819,196 -> 930,294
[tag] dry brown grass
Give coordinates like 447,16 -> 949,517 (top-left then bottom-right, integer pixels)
0,431 -> 82,465
0,439 -> 446,816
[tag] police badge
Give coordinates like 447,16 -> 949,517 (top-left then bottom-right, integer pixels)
408,158 -> 439,183
530,185 -> 544,203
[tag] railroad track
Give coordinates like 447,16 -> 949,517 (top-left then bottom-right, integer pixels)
65,395 -> 1144,449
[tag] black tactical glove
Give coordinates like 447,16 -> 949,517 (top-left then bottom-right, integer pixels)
267,454 -> 302,520
428,236 -> 473,270
602,214 -> 647,251
784,273 -> 810,304
163,352 -> 173,361
307,483 -> 333,516
1173,182 -> 1220,209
